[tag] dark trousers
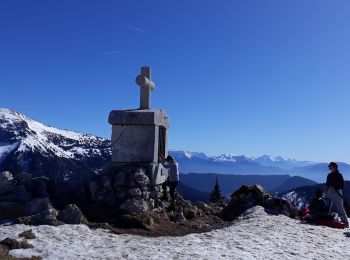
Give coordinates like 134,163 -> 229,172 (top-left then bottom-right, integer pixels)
162,181 -> 178,200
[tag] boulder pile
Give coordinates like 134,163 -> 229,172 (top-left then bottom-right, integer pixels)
221,184 -> 300,221
0,170 -> 300,236
0,171 -> 86,225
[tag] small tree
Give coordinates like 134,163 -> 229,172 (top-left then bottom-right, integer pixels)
210,177 -> 222,203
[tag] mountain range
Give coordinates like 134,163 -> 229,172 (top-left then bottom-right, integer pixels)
0,108 -> 348,196
169,150 -> 350,182
0,108 -> 111,182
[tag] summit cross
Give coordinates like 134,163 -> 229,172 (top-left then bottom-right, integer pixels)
135,66 -> 155,109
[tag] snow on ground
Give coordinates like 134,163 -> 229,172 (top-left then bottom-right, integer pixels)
1,206 -> 349,260
281,191 -> 309,209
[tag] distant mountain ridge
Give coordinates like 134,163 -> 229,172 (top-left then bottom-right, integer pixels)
270,176 -> 318,194
170,150 -> 350,182
1,108 -> 349,185
180,173 -> 291,197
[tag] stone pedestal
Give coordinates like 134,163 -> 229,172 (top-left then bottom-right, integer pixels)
105,67 -> 171,214
108,109 -> 170,186
89,165 -> 164,214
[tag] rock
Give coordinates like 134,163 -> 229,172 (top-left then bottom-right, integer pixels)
128,188 -> 142,198
0,202 -> 26,219
58,204 -> 86,224
130,169 -> 150,187
113,171 -> 126,187
32,176 -> 49,197
0,171 -> 16,196
14,173 -> 33,191
116,214 -> 154,229
0,171 -> 14,184
89,181 -> 99,201
0,237 -> 34,250
19,230 -> 36,239
183,208 -> 197,220
0,185 -> 31,203
194,201 -> 208,209
119,199 -> 150,214
174,211 -> 186,222
179,198 -> 193,209
29,207 -> 59,225
25,197 -> 51,215
222,185 -> 299,221
15,216 -> 31,225
221,185 -> 271,221
101,176 -> 113,190
263,197 -> 299,218
115,190 -> 126,199
157,200 -> 171,209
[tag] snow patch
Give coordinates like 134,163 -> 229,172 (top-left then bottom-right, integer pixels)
281,191 -> 308,209
1,206 -> 349,260
0,142 -> 20,163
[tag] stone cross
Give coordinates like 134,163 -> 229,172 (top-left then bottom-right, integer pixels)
135,66 -> 155,109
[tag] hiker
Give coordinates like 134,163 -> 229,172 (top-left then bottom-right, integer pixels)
159,154 -> 179,201
323,162 -> 349,227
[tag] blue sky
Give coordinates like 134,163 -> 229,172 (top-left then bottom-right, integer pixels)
1,1 -> 350,163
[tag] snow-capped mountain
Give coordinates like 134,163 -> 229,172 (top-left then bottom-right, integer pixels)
1,108 -> 349,183
253,155 -> 312,169
169,150 -> 314,176
170,150 -> 350,182
169,150 -> 287,175
170,150 -> 313,172
0,108 -> 111,181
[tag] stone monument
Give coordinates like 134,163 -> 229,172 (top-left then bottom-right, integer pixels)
90,67 -> 170,214
108,66 -> 170,186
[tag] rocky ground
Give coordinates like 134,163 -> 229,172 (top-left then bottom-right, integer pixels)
87,199 -> 231,237
0,169 -> 318,259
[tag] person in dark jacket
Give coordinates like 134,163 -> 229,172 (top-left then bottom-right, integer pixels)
159,155 -> 179,201
323,162 -> 349,227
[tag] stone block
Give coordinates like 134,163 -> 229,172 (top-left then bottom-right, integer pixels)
111,124 -> 157,163
108,109 -> 169,128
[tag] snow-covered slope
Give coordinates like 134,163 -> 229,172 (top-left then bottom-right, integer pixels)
1,206 -> 349,260
280,181 -> 350,209
253,155 -> 312,169
0,108 -> 111,180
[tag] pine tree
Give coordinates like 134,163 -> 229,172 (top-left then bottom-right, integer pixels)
210,177 -> 222,203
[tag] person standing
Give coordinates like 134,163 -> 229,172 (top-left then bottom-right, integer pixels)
159,155 -> 179,201
323,162 -> 349,227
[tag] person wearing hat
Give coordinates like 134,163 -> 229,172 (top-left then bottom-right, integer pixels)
323,162 -> 349,227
